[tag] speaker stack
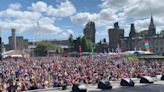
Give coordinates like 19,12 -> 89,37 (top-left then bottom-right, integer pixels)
140,76 -> 154,83
161,75 -> 164,80
120,78 -> 135,86
98,80 -> 112,90
72,83 -> 87,92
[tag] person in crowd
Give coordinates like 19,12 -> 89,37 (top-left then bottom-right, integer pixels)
0,56 -> 163,91
6,79 -> 18,92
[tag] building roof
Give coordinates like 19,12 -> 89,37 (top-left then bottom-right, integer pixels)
2,50 -> 28,58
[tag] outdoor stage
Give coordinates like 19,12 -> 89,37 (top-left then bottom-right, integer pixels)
25,76 -> 164,92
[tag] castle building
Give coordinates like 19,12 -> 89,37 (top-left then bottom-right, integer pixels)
10,29 -> 17,50
149,15 -> 156,37
83,21 -> 96,43
7,29 -> 28,51
108,22 -> 124,52
120,16 -> 164,55
16,36 -> 24,51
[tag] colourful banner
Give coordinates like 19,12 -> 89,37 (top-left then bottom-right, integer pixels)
144,44 -> 149,48
91,47 -> 94,55
144,39 -> 150,52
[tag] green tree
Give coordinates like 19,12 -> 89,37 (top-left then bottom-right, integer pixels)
34,43 -> 47,56
138,30 -> 149,37
73,37 -> 81,52
34,40 -> 63,56
72,36 -> 93,52
68,34 -> 73,46
81,36 -> 89,52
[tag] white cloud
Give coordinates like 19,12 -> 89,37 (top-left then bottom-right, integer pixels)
71,12 -> 98,26
47,29 -> 74,40
96,30 -> 107,36
0,8 -> 42,21
124,0 -> 164,18
72,0 -> 164,37
47,0 -> 76,17
1,0 -> 164,42
99,0 -> 164,19
67,29 -> 73,34
135,19 -> 149,31
100,0 -> 130,9
71,8 -> 118,27
29,0 -> 76,17
31,1 -> 48,12
135,16 -> 164,33
9,3 -> 22,10
0,0 -> 77,41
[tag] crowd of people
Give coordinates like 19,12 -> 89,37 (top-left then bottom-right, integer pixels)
0,56 -> 164,92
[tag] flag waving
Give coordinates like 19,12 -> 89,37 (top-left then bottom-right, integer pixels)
91,47 -> 94,55
79,45 -> 82,56
144,39 -> 150,52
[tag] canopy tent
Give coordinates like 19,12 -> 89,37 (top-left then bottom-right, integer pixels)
124,50 -> 153,55
2,50 -> 29,58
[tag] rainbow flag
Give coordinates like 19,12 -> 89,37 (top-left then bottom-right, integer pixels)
144,39 -> 150,52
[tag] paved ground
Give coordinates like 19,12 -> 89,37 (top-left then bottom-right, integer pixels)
25,78 -> 164,92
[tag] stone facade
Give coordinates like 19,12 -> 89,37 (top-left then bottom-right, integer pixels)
121,36 -> 164,54
120,16 -> 164,55
149,15 -> 156,37
16,36 -> 24,51
96,38 -> 109,53
83,21 -> 96,43
8,29 -> 28,51
12,29 -> 16,50
108,22 -> 124,52
24,39 -> 29,49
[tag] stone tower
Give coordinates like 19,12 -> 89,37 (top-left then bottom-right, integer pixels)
83,21 -> 96,43
12,28 -> 17,50
108,22 -> 124,52
129,23 -> 136,38
148,15 -> 156,36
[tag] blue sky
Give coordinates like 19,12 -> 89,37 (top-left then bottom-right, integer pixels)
0,0 -> 164,44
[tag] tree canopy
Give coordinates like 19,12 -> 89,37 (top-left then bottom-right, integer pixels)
34,40 -> 63,56
137,30 -> 149,37
69,36 -> 94,52
68,34 -> 73,46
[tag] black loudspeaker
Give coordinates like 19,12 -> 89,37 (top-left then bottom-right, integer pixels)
72,83 -> 87,92
98,80 -> 112,90
120,78 -> 135,86
61,84 -> 67,90
161,75 -> 164,80
140,76 -> 154,83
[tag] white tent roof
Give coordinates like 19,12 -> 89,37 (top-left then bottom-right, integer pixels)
2,50 -> 28,58
124,50 -> 153,55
